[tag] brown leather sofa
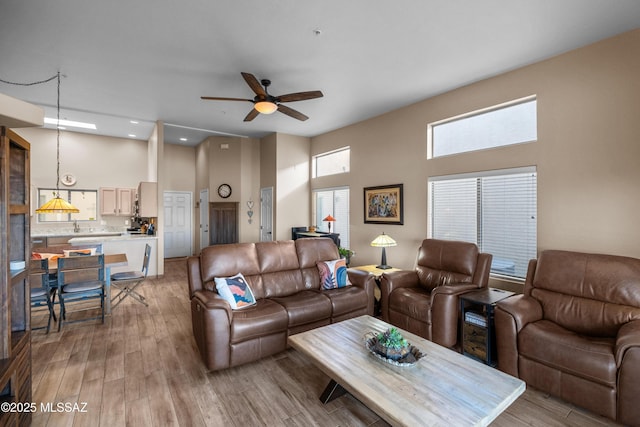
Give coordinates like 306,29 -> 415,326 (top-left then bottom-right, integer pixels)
187,238 -> 376,371
379,239 -> 492,348
495,250 -> 640,426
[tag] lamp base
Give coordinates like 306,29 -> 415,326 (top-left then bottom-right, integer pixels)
376,264 -> 393,270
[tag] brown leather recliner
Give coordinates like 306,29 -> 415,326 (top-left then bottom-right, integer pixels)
379,239 -> 492,348
495,250 -> 640,426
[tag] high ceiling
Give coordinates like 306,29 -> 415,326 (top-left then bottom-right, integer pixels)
1,1 -> 639,146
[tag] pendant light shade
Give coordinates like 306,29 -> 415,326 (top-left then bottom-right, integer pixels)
35,71 -> 80,214
35,195 -> 80,214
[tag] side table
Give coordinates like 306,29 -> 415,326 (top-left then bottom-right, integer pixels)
460,287 -> 514,366
351,264 -> 401,316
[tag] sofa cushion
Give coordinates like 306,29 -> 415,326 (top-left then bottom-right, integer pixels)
317,259 -> 351,289
416,239 -> 477,291
531,250 -> 640,336
257,241 -> 306,298
271,290 -> 332,328
215,273 -> 257,309
230,299 -> 288,343
201,243 -> 261,291
296,238 -> 341,290
519,319 -> 617,386
388,287 -> 432,324
256,240 -> 300,272
323,286 -> 368,319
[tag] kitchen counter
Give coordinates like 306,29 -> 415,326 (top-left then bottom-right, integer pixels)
32,231 -> 122,237
69,234 -> 158,277
68,234 -> 157,243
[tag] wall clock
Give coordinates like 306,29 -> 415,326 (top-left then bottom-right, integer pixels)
217,183 -> 232,198
61,173 -> 76,186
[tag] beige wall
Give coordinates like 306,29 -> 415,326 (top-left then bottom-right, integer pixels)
311,29 -> 640,277
274,133 -> 311,241
18,127 -> 149,232
239,137 -> 261,242
196,135 -> 262,245
163,143 -> 196,192
260,133 -> 277,238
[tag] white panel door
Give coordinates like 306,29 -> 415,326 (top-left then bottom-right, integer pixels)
199,189 -> 209,253
164,191 -> 192,258
260,187 -> 273,242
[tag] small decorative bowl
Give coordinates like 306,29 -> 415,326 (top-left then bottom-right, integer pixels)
364,333 -> 425,367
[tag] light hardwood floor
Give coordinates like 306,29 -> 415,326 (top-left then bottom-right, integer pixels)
30,259 -> 621,427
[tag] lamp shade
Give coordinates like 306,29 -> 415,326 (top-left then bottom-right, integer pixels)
35,195 -> 80,214
255,101 -> 278,114
371,232 -> 396,269
370,232 -> 397,248
323,215 -> 336,222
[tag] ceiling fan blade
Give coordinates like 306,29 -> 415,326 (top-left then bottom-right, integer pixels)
201,96 -> 253,102
243,108 -> 260,122
277,104 -> 309,121
277,91 -> 324,103
241,72 -> 267,97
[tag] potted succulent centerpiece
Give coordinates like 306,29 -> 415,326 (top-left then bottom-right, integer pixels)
374,327 -> 410,361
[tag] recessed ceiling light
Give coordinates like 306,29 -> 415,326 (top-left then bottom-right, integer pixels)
128,134 -> 137,138
130,120 -> 139,124
180,137 -> 188,142
44,117 -> 96,130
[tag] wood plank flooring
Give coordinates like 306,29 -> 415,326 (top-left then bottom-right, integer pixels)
30,258 -> 621,427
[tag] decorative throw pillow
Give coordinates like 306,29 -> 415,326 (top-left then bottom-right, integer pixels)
317,259 -> 352,290
214,273 -> 257,309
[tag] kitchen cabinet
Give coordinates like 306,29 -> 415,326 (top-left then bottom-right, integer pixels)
100,187 -> 134,216
137,182 -> 157,218
0,127 -> 32,426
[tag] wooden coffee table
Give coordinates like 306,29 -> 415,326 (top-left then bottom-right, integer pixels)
288,315 -> 525,427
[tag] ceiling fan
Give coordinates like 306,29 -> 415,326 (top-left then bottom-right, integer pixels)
201,72 -> 323,122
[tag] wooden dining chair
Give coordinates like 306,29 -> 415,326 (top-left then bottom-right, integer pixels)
110,244 -> 151,309
56,254 -> 106,331
29,259 -> 58,333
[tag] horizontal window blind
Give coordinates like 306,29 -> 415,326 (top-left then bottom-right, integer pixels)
430,168 -> 537,279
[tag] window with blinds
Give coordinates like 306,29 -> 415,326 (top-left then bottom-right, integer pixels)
313,187 -> 350,249
429,167 -> 537,279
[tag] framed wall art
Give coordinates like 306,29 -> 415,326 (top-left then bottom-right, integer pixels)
364,184 -> 404,225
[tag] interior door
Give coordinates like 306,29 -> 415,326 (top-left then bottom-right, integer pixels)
209,202 -> 238,245
260,187 -> 273,242
163,191 -> 193,258
199,189 -> 209,252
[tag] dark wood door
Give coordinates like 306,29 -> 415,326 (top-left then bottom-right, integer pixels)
209,202 -> 238,245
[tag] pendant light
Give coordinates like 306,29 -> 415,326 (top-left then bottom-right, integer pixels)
35,72 -> 79,214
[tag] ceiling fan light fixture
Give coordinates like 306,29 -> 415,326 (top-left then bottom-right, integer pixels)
255,101 -> 278,114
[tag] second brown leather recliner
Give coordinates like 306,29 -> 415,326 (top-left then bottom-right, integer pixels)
379,239 -> 492,348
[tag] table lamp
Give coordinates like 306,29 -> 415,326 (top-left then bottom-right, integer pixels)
370,232 -> 397,269
323,215 -> 336,233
